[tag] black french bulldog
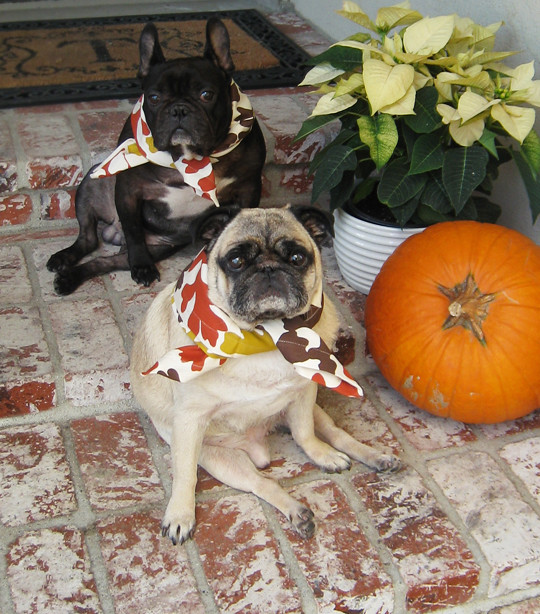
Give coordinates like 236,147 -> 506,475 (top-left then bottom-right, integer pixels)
47,18 -> 266,294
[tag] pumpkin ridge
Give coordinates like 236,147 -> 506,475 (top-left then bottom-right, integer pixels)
395,328 -> 453,413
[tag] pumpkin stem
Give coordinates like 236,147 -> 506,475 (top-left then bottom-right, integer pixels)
438,273 -> 496,344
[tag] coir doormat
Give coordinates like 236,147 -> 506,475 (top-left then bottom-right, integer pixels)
0,10 -> 311,108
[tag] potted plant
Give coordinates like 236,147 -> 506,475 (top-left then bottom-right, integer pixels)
295,1 -> 540,293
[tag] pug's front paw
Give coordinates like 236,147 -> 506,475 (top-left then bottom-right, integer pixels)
161,505 -> 196,546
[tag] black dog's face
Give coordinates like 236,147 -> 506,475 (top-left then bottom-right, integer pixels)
206,209 -> 326,326
142,58 -> 232,157
137,19 -> 235,158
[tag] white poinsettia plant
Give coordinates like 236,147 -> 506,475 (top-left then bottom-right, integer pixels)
295,1 -> 540,226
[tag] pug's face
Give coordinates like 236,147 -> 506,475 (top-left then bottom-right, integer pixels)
204,208 -> 330,327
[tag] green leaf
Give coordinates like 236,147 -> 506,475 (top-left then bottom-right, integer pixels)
409,133 -> 444,175
521,129 -> 540,178
294,115 -> 339,143
420,174 -> 452,213
390,196 -> 421,226
329,171 -> 356,211
357,114 -> 398,170
416,203 -> 452,224
404,87 -> 442,134
308,129 -> 357,174
478,128 -> 499,158
353,177 -> 378,203
512,149 -> 540,222
307,45 -> 365,71
470,196 -> 502,223
442,146 -> 489,213
378,158 -> 427,207
310,145 -> 357,203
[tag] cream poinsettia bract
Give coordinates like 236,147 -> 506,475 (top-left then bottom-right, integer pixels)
296,1 -> 540,227
300,1 -> 539,146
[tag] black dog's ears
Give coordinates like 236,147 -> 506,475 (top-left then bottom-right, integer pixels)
289,205 -> 335,248
138,22 -> 166,80
204,18 -> 235,75
194,206 -> 241,250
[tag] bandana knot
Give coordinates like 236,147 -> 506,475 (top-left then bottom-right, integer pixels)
90,80 -> 254,206
142,251 -> 363,398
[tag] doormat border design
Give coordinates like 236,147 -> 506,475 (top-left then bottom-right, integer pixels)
0,9 -> 311,108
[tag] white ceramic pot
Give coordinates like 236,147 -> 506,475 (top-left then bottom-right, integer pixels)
333,207 -> 425,295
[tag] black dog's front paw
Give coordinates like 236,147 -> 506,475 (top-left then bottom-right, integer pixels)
54,269 -> 82,295
47,251 -> 73,273
131,264 -> 160,287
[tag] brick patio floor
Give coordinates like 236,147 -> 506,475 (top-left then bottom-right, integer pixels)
1,9 -> 540,614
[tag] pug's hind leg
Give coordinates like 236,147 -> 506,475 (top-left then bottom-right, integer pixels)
199,445 -> 315,539
312,405 -> 401,473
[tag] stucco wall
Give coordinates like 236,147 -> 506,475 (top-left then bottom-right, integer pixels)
291,0 -> 540,242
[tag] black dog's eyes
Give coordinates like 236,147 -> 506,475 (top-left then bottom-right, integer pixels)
147,93 -> 161,105
200,90 -> 215,102
289,252 -> 307,267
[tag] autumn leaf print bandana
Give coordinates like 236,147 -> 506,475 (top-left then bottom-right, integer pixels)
142,250 -> 364,398
90,80 -> 254,206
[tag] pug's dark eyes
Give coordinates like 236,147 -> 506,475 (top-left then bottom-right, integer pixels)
289,252 -> 307,267
148,93 -> 161,105
200,90 -> 215,102
227,255 -> 245,270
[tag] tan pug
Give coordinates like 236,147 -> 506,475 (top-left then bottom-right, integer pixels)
130,206 -> 400,545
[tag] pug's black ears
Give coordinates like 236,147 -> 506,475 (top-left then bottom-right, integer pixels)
204,18 -> 235,74
289,205 -> 334,248
138,22 -> 166,80
194,206 -> 241,250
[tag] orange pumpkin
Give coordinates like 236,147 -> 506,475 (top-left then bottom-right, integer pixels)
364,221 -> 540,424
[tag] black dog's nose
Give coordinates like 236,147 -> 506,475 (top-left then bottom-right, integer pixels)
171,103 -> 188,118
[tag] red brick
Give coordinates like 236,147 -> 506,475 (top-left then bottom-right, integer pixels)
78,110 -> 128,160
0,193 -> 32,226
71,412 -> 163,511
353,468 -> 480,612
0,245 -> 32,302
195,494 -> 302,613
0,118 -> 18,193
98,511 -> 205,614
40,189 -> 76,219
478,408 -> 540,439
254,93 -> 328,165
0,423 -> 76,526
1,304 -> 53,388
27,157 -> 83,190
491,597 -> 540,613
283,480 -> 394,612
6,527 -> 100,614
369,373 -> 479,451
0,380 -> 56,416
47,297 -> 131,404
279,165 -> 313,194
429,451 -> 540,597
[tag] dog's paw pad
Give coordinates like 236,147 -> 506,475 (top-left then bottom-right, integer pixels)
161,507 -> 196,546
290,506 -> 315,539
53,270 -> 80,295
311,446 -> 351,473
374,454 -> 402,473
131,264 -> 160,287
47,253 -> 70,273
161,521 -> 195,546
